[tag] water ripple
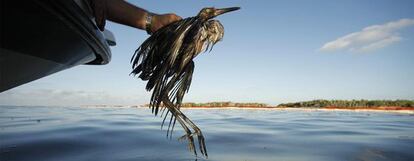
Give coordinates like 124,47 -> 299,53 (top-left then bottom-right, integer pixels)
1,106 -> 413,161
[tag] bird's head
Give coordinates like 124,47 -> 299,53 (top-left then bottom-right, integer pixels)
198,7 -> 240,20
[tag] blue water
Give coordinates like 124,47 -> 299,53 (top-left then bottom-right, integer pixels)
1,106 -> 413,161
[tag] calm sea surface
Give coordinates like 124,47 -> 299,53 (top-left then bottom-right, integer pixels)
1,106 -> 413,161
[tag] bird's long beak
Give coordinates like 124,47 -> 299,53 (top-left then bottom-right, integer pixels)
214,7 -> 241,16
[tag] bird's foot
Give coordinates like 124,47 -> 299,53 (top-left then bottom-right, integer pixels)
178,132 -> 197,155
178,129 -> 208,158
194,129 -> 208,158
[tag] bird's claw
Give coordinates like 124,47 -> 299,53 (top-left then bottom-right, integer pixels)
177,130 -> 208,158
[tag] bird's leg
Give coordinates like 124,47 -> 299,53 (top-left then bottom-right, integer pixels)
159,74 -> 207,157
162,96 -> 208,157
162,96 -> 198,156
170,105 -> 208,157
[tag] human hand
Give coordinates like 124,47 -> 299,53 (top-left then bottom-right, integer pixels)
150,13 -> 182,33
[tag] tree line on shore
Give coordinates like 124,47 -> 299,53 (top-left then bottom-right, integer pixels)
142,102 -> 269,107
180,102 -> 268,107
277,99 -> 414,108
143,100 -> 414,108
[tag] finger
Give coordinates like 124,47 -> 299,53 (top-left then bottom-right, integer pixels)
168,14 -> 182,22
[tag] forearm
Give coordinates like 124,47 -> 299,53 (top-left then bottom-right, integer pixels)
105,0 -> 148,30
90,0 -> 181,33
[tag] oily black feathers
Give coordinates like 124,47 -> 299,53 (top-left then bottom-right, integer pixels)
130,7 -> 238,157
131,17 -> 220,116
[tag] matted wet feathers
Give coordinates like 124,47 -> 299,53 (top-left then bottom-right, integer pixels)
130,7 -> 240,158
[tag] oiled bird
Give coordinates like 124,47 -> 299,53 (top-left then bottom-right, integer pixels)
131,7 -> 240,157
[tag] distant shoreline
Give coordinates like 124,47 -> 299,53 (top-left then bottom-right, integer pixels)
79,105 -> 414,114
83,100 -> 414,114
178,106 -> 414,114
179,106 -> 413,110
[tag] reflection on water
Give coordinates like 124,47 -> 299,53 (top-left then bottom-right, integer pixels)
0,106 -> 413,161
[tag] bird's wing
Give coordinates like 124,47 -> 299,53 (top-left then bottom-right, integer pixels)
131,17 -> 198,115
168,61 -> 195,106
130,17 -> 197,82
148,60 -> 195,117
160,60 -> 195,133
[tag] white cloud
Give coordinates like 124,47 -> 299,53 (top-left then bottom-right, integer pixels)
320,18 -> 414,53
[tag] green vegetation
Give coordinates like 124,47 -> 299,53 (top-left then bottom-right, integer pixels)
277,99 -> 414,108
143,100 -> 414,109
142,102 -> 269,108
180,102 -> 269,108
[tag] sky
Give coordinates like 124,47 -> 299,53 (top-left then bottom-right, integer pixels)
1,0 -> 414,106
